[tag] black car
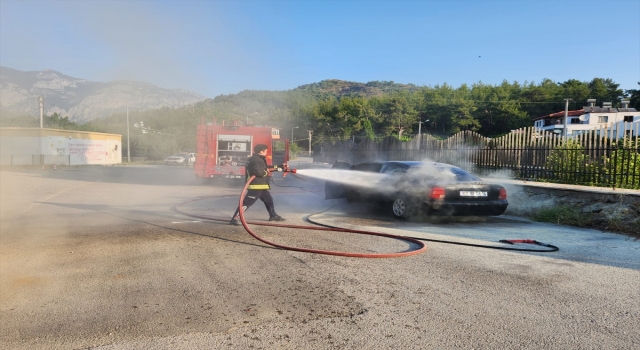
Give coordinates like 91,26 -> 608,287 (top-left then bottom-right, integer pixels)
325,161 -> 508,219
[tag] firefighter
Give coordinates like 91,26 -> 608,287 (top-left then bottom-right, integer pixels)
230,144 -> 286,225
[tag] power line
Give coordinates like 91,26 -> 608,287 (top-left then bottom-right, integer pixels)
419,99 -> 581,104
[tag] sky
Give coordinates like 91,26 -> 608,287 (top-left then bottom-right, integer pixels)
1,0 -> 639,98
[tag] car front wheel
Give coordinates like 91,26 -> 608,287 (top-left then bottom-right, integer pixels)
391,197 -> 411,219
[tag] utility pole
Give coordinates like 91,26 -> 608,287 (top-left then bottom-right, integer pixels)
39,96 -> 44,128
126,88 -> 142,163
247,112 -> 258,125
126,103 -> 130,163
563,98 -> 571,140
307,130 -> 313,157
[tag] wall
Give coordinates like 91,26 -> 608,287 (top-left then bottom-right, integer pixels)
0,127 -> 122,165
498,180 -> 639,234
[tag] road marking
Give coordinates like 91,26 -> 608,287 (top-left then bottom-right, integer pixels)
171,220 -> 202,224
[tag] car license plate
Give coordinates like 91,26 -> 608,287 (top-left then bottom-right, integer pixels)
460,191 -> 487,197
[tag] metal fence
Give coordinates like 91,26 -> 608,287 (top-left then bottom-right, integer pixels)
314,125 -> 640,189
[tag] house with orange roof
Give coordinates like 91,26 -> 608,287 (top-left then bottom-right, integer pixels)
533,99 -> 639,138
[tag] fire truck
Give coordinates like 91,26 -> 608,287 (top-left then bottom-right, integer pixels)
194,118 -> 291,180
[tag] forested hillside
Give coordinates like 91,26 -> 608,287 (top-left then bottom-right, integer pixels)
2,78 -> 638,160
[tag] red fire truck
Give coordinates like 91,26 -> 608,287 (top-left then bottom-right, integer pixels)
194,119 -> 291,179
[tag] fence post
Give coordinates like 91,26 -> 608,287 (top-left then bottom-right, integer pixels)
612,143 -> 618,190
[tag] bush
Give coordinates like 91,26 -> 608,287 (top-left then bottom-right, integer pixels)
604,139 -> 640,189
532,205 -> 593,227
544,139 -> 595,184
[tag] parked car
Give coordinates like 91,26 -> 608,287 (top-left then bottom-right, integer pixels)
164,152 -> 195,166
325,161 -> 508,219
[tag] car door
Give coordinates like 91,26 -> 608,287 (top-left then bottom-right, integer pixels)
377,163 -> 409,196
324,161 -> 352,199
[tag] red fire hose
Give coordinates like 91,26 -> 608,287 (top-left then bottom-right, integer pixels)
175,173 -> 558,256
234,175 -> 427,258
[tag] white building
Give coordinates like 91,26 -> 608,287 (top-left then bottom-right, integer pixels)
0,127 -> 122,166
533,100 -> 640,138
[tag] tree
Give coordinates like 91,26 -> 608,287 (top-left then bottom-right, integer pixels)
473,81 -> 527,136
418,85 -> 454,136
519,78 -> 565,118
72,77 -> 631,158
298,98 -> 340,143
588,78 -> 624,106
559,79 -> 591,104
376,93 -> 418,138
44,113 -> 76,130
336,96 -> 380,139
625,82 -> 640,109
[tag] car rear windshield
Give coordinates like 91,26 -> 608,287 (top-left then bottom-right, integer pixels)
438,166 -> 480,181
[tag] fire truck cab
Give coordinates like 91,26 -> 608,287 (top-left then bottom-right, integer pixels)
194,119 -> 290,180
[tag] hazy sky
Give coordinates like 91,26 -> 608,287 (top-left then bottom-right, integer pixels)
1,0 -> 638,98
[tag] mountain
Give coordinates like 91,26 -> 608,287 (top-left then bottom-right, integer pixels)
0,67 -> 207,123
187,79 -> 422,122
293,79 -> 420,98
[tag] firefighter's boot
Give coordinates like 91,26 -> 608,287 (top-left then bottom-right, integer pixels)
269,215 -> 286,222
230,206 -> 247,226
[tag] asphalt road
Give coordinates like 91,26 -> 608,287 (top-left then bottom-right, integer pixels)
1,163 -> 638,349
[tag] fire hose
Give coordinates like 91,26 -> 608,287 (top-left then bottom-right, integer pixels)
234,174 -> 428,258
176,167 -> 558,257
285,171 -> 559,253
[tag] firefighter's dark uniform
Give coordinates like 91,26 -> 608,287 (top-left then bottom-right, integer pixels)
230,153 -> 284,224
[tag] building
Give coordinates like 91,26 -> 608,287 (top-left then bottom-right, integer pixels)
0,127 -> 122,166
533,100 -> 640,138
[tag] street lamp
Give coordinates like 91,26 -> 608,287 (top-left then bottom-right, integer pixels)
291,126 -> 299,142
418,119 -> 430,135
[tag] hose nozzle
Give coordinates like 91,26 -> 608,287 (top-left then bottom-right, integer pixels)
270,163 -> 296,177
